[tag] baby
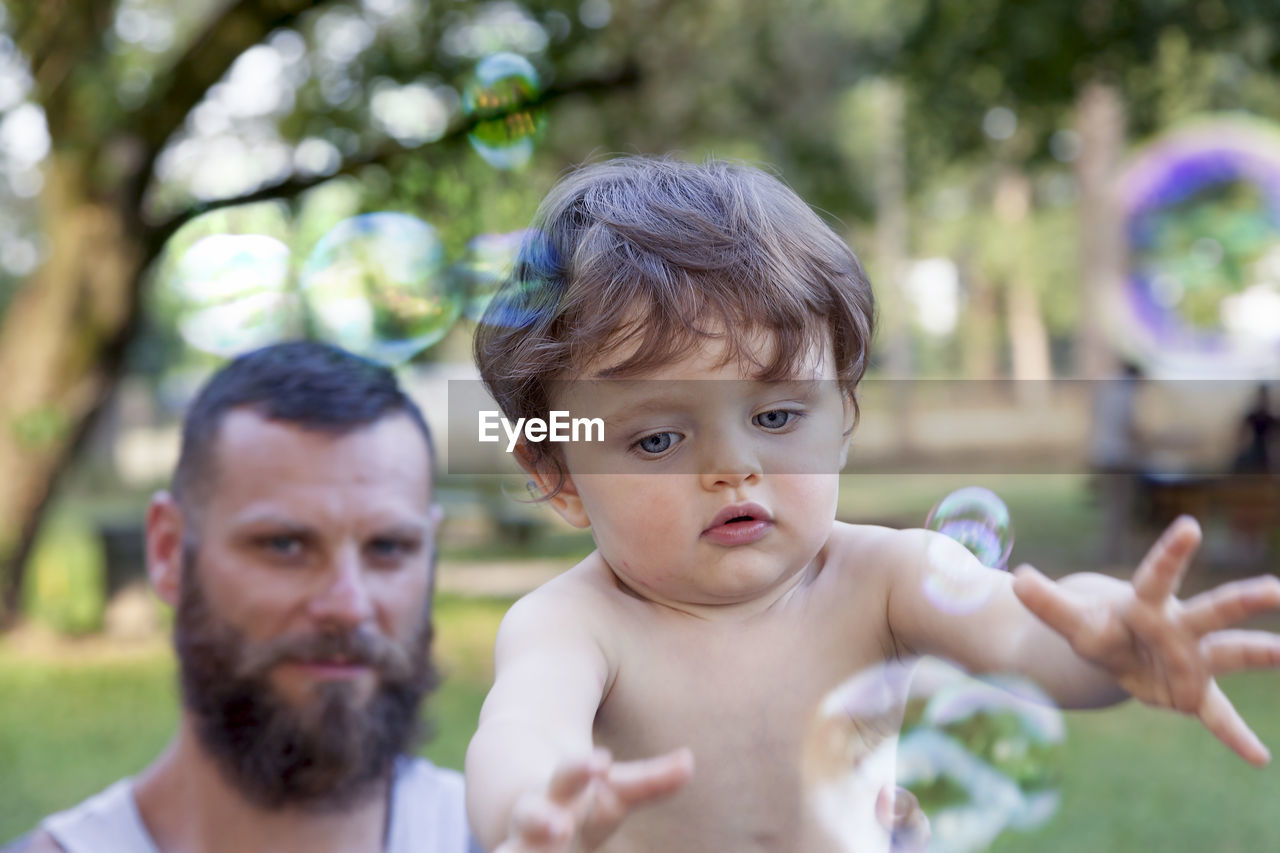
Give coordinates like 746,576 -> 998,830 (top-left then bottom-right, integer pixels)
465,156 -> 1280,853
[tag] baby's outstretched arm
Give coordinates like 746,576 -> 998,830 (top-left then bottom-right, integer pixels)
1011,516 -> 1280,766
465,591 -> 693,852
882,517 -> 1280,766
492,748 -> 694,853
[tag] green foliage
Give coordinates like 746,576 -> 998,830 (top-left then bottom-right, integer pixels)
8,406 -> 72,450
21,516 -> 107,636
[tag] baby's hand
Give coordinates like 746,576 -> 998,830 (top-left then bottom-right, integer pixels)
494,747 -> 694,853
1012,515 -> 1280,766
876,786 -> 930,853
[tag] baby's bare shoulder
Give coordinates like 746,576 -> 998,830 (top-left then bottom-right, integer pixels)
497,553 -> 631,651
826,521 -> 929,575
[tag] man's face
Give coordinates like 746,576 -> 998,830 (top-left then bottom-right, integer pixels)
171,410 -> 440,810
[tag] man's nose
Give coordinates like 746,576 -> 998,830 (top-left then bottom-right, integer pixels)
308,548 -> 374,628
698,436 -> 763,490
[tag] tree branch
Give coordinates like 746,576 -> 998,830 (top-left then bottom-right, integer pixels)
132,0 -> 319,153
145,60 -> 642,251
125,0 -> 321,216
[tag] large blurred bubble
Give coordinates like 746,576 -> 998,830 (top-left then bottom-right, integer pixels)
805,658 -> 1064,853
168,233 -> 295,357
300,212 -> 461,364
1117,117 -> 1280,377
462,52 -> 546,170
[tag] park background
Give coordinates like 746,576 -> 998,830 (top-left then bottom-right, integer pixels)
2,0 -> 1280,849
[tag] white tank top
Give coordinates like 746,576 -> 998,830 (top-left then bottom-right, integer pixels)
41,757 -> 482,853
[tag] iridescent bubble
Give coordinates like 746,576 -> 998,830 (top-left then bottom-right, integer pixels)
805,658 -> 1064,853
459,229 -> 530,322
926,487 -> 1014,570
921,487 -> 1014,615
1117,117 -> 1280,375
803,660 -> 914,853
901,662 -> 1065,852
299,212 -> 460,364
475,229 -> 562,330
168,233 -> 295,357
462,52 -> 546,170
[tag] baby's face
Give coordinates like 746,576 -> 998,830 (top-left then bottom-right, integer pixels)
547,332 -> 852,610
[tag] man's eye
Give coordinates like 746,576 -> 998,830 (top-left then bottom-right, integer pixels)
258,535 -> 303,557
754,410 -> 799,430
368,538 -> 418,560
634,431 -> 681,455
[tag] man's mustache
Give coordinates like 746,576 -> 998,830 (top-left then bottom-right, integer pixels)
233,627 -> 417,682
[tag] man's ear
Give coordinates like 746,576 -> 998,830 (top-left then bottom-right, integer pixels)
145,491 -> 185,608
513,442 -> 590,529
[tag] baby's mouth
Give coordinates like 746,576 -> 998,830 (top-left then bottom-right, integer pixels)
704,502 -> 774,533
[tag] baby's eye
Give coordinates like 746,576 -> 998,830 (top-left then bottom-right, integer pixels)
754,409 -> 800,430
634,431 -> 681,455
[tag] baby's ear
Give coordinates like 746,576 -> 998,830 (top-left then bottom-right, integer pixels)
513,442 -> 591,529
839,391 -> 858,467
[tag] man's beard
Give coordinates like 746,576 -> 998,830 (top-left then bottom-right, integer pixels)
173,551 -> 439,812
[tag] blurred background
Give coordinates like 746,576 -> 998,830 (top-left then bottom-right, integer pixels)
2,0 -> 1280,849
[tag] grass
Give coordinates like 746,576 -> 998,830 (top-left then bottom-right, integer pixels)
995,673 -> 1280,853
4,477 -> 1279,848
5,596 -> 1280,849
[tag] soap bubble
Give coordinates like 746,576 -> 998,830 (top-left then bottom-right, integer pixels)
1117,118 -> 1280,374
299,212 -> 460,364
926,487 -> 1014,570
474,229 -> 562,330
803,660 -> 914,853
899,664 -> 1064,852
168,233 -> 295,357
458,229 -> 529,322
805,658 -> 1064,853
462,52 -> 546,170
921,487 -> 1014,614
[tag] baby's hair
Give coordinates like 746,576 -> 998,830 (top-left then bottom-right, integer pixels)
474,155 -> 876,486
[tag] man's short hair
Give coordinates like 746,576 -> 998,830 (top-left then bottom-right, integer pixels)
173,341 -> 434,512
473,155 -> 876,476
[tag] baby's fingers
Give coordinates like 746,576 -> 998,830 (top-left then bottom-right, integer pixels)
607,748 -> 695,806
1012,565 -> 1089,642
1183,576 -> 1280,636
503,793 -> 576,852
1198,680 -> 1270,767
548,749 -> 609,805
1204,630 -> 1280,673
1132,516 -> 1201,603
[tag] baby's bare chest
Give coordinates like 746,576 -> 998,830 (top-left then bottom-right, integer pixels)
599,626 -> 832,750
592,612 -> 890,851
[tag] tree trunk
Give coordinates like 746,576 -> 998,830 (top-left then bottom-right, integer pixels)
1074,81 -> 1126,378
994,170 -> 1052,402
0,156 -> 144,625
871,79 -> 915,455
960,266 -> 1000,379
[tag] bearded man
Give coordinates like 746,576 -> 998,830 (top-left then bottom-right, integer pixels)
6,342 -> 480,853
